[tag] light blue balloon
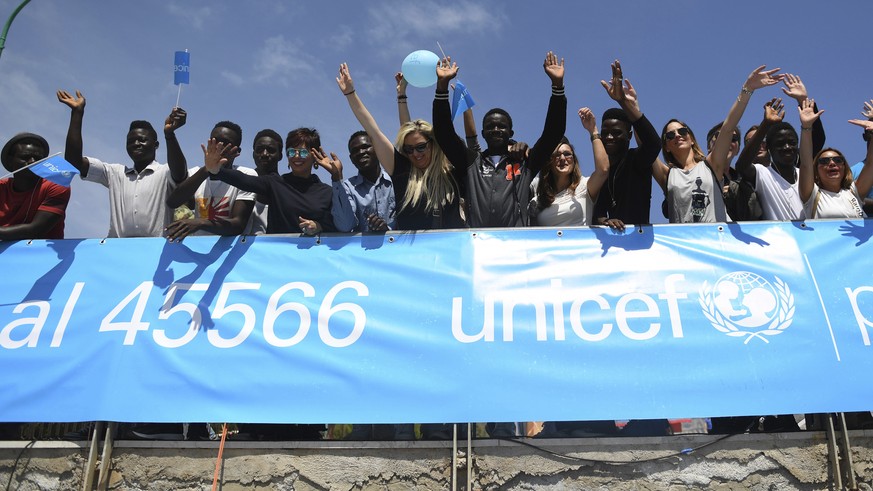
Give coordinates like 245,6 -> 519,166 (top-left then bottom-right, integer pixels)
401,50 -> 439,88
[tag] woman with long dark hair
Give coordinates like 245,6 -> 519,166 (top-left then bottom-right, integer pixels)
531,108 -> 608,226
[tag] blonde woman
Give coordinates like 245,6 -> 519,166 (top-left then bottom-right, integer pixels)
798,98 -> 873,218
337,63 -> 464,230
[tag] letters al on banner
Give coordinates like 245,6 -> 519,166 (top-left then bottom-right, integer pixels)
1,221 -> 873,424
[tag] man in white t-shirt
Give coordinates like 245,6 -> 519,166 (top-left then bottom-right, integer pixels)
735,75 -> 825,221
165,121 -> 256,241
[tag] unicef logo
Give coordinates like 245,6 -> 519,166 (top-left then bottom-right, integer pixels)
699,271 -> 795,343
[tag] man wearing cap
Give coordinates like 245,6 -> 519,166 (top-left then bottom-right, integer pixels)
0,133 -> 70,240
57,90 -> 188,237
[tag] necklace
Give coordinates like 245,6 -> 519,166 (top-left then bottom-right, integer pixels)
607,158 -> 625,209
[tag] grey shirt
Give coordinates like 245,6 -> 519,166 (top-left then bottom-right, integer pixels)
666,162 -> 728,223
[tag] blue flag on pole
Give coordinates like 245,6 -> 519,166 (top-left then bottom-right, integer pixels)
174,51 -> 190,85
451,80 -> 476,120
28,154 -> 79,187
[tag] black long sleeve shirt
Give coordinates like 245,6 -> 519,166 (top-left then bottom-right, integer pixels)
214,167 -> 335,234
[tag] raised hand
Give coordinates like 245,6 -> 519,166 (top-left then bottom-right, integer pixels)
201,138 -> 239,174
298,216 -> 322,236
798,98 -> 824,127
543,51 -> 565,86
578,107 -> 597,134
311,147 -> 343,181
336,63 -> 355,95
165,107 -> 187,133
600,60 -> 626,103
743,65 -> 782,91
861,99 -> 873,120
395,72 -> 408,97
848,119 -> 873,132
436,56 -> 459,83
56,90 -> 86,112
764,98 -> 785,125
623,79 -> 640,110
780,74 -> 808,102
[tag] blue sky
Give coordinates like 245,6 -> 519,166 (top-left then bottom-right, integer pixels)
2,0 -> 871,237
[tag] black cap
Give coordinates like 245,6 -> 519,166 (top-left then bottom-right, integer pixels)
1,132 -> 49,170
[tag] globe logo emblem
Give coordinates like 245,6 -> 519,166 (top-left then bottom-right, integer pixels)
699,271 -> 794,343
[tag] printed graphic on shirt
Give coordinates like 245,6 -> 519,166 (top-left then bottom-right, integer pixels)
690,177 -> 710,222
196,196 -> 231,220
506,163 -> 521,181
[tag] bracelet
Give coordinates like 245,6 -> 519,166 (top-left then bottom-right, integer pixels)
740,86 -> 752,96
590,133 -> 601,141
800,126 -> 813,131
343,89 -> 355,96
397,95 -> 408,100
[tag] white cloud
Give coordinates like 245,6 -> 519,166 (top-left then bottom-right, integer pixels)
223,35 -> 319,87
220,71 -> 246,87
353,70 -> 389,98
167,3 -> 217,31
0,70 -> 64,147
366,1 -> 506,56
328,28 -> 355,51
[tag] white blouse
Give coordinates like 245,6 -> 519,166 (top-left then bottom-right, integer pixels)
532,176 -> 592,226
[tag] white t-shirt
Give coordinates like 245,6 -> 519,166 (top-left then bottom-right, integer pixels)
803,182 -> 866,219
754,163 -> 804,220
190,165 -> 257,235
532,176 -> 592,226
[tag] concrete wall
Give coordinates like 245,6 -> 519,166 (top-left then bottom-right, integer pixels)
1,431 -> 871,490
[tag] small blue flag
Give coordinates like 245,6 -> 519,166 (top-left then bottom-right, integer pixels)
451,80 -> 476,120
29,154 -> 79,187
174,51 -> 190,85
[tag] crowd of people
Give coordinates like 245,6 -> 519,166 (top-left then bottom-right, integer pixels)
2,56 -> 873,440
4,57 -> 873,241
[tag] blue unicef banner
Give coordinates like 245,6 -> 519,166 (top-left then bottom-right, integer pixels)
1,221 -> 873,424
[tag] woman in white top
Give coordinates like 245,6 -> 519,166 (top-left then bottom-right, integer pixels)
652,66 -> 782,223
798,98 -> 873,219
530,108 -> 608,226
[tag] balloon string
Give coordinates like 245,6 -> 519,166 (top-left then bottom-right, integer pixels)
436,42 -> 447,60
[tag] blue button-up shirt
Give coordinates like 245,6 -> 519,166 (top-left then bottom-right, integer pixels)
331,170 -> 396,232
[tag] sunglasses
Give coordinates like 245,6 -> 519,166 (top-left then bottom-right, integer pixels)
665,127 -> 690,141
817,156 -> 846,166
286,147 -> 310,158
402,141 -> 430,156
